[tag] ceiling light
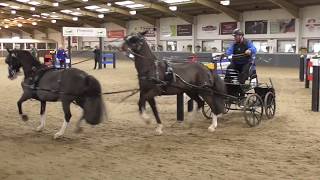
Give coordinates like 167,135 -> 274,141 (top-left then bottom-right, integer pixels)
77,8 -> 80,10
42,16 -> 47,19
115,1 -> 134,5
0,27 -> 1,30
41,13 -> 50,16
0,3 -> 9,7
51,19 -> 56,23
162,0 -> 191,4
28,1 -> 41,6
53,2 -> 59,6
16,0 -> 30,2
61,9 -> 73,13
96,8 -> 110,13
50,15 -> 59,18
72,17 -> 78,21
84,5 -> 100,10
71,12 -> 82,16
98,14 -> 104,18
11,10 -> 17,14
32,14 -> 40,17
220,0 -> 230,5
18,17 -> 25,19
82,0 -> 88,1
5,25 -> 9,28
169,6 -> 177,11
30,7 -> 36,11
32,22 -> 37,25
10,6 -> 20,9
17,23 -> 23,27
107,3 -> 111,6
4,19 -> 10,22
126,4 -> 144,8
129,10 -> 136,15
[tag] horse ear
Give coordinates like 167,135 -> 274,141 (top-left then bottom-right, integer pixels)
6,48 -> 12,53
140,30 -> 148,36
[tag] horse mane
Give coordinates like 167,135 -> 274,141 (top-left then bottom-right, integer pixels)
13,49 -> 42,68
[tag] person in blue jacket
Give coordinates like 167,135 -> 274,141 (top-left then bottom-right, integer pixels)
225,28 -> 257,84
56,47 -> 68,68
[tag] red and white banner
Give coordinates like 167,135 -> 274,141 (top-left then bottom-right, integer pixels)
107,30 -> 125,38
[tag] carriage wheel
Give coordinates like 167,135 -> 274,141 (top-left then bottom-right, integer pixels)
264,92 -> 276,119
243,94 -> 263,127
202,103 -> 212,119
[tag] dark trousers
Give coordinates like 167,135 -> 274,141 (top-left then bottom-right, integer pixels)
60,60 -> 66,69
94,59 -> 98,69
225,62 -> 251,84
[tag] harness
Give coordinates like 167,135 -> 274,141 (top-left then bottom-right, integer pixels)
124,33 -> 218,96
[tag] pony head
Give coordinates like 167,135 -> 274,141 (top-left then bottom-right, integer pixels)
5,48 -> 22,80
122,30 -> 149,52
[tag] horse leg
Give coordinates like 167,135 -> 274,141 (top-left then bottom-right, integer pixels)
187,93 -> 205,111
17,93 -> 31,121
186,93 -> 204,125
201,95 -> 222,132
147,98 -> 163,135
74,99 -> 84,133
138,91 -> 150,124
74,116 -> 84,133
36,101 -> 46,132
54,101 -> 72,139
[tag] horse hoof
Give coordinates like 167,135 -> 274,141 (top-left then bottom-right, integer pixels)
208,126 -> 216,132
141,112 -> 150,120
155,130 -> 163,136
155,124 -> 163,135
74,127 -> 83,134
185,120 -> 194,128
21,115 -> 29,121
53,133 -> 63,139
36,126 -> 44,132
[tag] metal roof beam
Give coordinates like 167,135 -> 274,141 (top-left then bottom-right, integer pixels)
132,0 -> 194,24
194,0 -> 240,21
267,0 -> 299,18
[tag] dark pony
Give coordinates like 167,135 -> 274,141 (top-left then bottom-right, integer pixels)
5,49 -> 106,139
122,31 -> 225,135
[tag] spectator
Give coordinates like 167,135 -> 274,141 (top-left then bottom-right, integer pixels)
56,47 -> 68,68
93,46 -> 101,70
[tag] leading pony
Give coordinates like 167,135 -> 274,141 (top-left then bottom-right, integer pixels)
5,49 -> 106,139
122,31 -> 225,135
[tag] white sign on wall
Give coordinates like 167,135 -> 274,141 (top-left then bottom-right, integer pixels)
305,18 -> 320,32
63,27 -> 106,37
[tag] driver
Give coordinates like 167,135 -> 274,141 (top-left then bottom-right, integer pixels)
225,28 -> 257,84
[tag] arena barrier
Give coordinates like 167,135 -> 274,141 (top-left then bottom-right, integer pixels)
299,55 -> 306,82
305,57 -> 312,88
177,94 -> 195,122
102,53 -> 116,69
311,56 -> 320,112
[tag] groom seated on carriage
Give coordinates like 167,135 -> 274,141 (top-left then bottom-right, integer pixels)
225,28 -> 257,84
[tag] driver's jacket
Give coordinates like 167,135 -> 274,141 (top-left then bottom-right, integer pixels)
226,38 -> 257,65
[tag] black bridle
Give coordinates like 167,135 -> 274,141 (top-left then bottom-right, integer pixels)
6,51 -> 21,79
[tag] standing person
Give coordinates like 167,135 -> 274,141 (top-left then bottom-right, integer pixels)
30,44 -> 38,60
56,47 -> 67,69
225,28 -> 257,84
93,46 -> 101,70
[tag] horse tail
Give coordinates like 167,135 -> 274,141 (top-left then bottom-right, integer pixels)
82,75 -> 107,125
211,74 -> 226,115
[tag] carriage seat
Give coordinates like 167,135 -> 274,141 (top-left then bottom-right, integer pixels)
224,63 -> 258,85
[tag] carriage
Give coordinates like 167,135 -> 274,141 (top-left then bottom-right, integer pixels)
201,54 -> 276,127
